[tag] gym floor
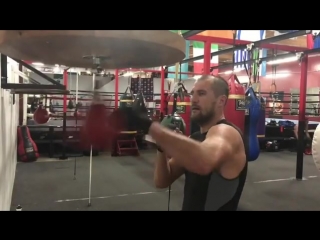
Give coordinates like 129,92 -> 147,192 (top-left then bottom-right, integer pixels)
11,150 -> 320,211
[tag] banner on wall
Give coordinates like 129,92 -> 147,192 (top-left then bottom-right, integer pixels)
234,30 -> 266,77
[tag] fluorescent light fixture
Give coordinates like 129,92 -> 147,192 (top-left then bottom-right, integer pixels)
193,75 -> 202,80
267,56 -> 297,65
264,73 -> 291,78
32,62 -> 44,66
222,68 -> 243,74
123,72 -> 132,77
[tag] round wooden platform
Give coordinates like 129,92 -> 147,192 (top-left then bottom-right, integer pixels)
0,30 -> 186,69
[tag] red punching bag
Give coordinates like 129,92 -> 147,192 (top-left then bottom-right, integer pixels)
224,74 -> 245,133
167,83 -> 191,136
33,104 -> 50,124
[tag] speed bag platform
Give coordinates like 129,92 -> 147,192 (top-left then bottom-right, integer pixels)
17,126 -> 39,162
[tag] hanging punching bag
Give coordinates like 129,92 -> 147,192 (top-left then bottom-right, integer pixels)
167,83 -> 190,135
119,86 -> 135,130
224,75 -> 245,133
244,87 -> 261,161
33,104 -> 50,124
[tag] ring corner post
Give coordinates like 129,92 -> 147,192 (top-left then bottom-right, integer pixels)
296,54 -> 309,180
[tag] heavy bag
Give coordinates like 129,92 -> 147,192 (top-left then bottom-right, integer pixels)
67,99 -> 74,109
244,87 -> 261,161
167,84 -> 191,136
33,105 -> 50,124
120,87 -> 136,130
17,126 -> 39,162
130,92 -> 149,132
256,96 -> 266,138
119,87 -> 135,109
224,75 -> 245,134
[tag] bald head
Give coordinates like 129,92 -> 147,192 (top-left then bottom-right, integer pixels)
197,75 -> 229,101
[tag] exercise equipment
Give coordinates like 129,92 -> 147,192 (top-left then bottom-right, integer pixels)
257,97 -> 266,138
33,104 -> 50,124
244,87 -> 261,161
120,86 -> 135,109
82,91 -> 109,149
312,124 -> 320,172
17,125 -> 39,162
161,93 -> 186,134
167,65 -> 190,136
0,31 -> 186,69
120,82 -> 136,131
224,75 -> 245,134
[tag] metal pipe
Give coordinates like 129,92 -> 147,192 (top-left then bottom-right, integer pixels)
182,30 -> 206,39
203,41 -> 212,74
160,66 -> 165,115
13,58 -> 65,87
115,69 -> 119,109
210,47 -> 320,71
296,54 -> 308,180
187,35 -> 308,52
174,30 -> 311,66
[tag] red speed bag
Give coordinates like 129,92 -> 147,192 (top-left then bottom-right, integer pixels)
224,75 -> 245,133
33,105 -> 50,124
168,94 -> 191,136
82,103 -> 110,148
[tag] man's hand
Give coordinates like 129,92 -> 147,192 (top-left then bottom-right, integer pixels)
157,126 -> 182,153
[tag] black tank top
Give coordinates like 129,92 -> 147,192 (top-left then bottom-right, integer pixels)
181,119 -> 248,211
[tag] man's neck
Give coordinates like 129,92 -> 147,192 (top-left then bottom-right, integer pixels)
200,114 -> 225,133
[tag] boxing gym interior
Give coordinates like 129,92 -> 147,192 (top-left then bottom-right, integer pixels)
1,30 -> 320,211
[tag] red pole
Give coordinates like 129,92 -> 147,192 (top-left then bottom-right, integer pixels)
296,54 -> 308,180
203,41 -> 211,74
115,69 -> 119,109
63,69 -> 68,113
160,66 -> 165,115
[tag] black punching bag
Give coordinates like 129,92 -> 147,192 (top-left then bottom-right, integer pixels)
119,86 -> 135,130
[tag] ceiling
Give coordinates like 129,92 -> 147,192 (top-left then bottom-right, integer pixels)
25,30 -> 309,74
187,30 -> 308,64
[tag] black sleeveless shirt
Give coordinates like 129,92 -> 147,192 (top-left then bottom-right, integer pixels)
181,119 -> 248,211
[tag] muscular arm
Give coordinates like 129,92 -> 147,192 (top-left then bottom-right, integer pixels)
149,122 -> 243,175
154,151 -> 184,188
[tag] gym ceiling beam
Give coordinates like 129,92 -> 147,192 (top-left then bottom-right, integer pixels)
13,58 -> 65,88
209,46 -> 320,71
171,30 -> 311,67
182,30 -> 206,39
186,35 -> 308,52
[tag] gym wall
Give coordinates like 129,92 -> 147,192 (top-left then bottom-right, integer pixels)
0,57 -> 20,211
28,72 -> 198,107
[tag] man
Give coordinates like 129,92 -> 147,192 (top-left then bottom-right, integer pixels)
131,75 -> 247,211
293,118 -> 312,154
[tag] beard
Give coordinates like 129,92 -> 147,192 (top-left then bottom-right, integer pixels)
191,107 -> 216,126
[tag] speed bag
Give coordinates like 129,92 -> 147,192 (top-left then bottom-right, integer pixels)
17,126 -> 39,162
168,94 -> 191,136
